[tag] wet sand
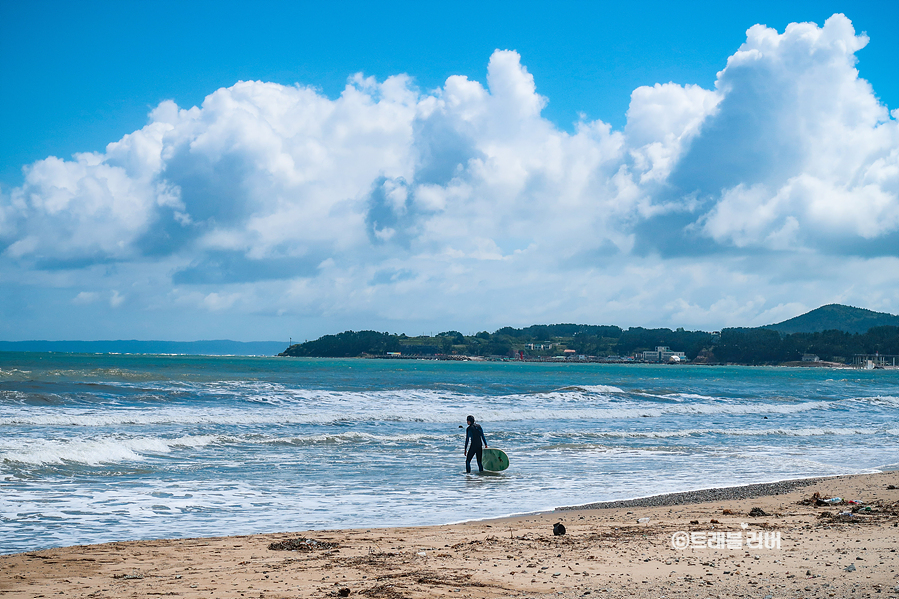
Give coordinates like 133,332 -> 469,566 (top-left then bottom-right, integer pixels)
2,470 -> 898,598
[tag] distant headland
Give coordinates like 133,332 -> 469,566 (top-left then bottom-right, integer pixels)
279,304 -> 899,367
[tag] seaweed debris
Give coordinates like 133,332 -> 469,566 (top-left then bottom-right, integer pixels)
268,537 -> 340,551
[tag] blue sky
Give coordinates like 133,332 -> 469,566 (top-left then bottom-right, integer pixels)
4,0 -> 897,187
1,1 -> 898,341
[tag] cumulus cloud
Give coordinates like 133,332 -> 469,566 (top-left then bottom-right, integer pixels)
688,15 -> 899,251
1,14 -> 897,334
72,291 -> 100,305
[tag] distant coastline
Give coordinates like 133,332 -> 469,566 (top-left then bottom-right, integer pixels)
279,304 -> 899,367
359,353 -> 862,368
0,340 -> 287,356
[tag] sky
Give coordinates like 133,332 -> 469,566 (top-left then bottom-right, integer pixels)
1,0 -> 898,342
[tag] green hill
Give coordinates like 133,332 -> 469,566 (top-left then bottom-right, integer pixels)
764,304 -> 899,335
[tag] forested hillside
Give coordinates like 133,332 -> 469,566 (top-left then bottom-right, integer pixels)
279,304 -> 899,364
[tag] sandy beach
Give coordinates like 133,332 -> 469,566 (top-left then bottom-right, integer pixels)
2,471 -> 898,599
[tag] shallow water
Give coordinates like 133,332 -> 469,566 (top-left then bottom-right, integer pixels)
1,353 -> 897,554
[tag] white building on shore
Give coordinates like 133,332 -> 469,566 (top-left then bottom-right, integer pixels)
641,346 -> 687,363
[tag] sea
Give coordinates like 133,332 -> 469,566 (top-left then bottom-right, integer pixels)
1,352 -> 897,555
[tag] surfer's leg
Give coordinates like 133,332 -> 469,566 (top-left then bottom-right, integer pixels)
475,447 -> 483,472
465,449 -> 474,473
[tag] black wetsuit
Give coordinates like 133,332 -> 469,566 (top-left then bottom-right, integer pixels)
465,423 -> 487,473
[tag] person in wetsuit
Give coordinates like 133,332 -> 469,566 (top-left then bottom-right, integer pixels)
464,415 -> 488,473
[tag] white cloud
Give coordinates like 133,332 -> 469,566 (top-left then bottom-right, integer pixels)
72,291 -> 100,305
625,82 -> 720,184
109,290 -> 125,308
1,14 -> 897,336
692,14 -> 899,250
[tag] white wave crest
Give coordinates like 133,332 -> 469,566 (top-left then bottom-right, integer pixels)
0,368 -> 33,380
0,435 -> 220,465
654,392 -> 720,402
0,393 -> 839,427
278,431 -> 449,446
559,385 -> 625,394
582,427 -> 885,439
856,395 -> 899,407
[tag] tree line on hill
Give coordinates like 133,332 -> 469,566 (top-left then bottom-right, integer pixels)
714,326 -> 899,364
280,323 -> 899,364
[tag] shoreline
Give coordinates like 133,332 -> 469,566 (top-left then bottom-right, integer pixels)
3,470 -> 898,598
450,474 -> 834,526
6,351 -> 891,369
0,473 -> 851,555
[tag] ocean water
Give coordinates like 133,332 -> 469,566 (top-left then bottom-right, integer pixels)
1,353 -> 897,555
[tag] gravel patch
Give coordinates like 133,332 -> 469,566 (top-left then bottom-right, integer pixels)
556,476 -> 826,511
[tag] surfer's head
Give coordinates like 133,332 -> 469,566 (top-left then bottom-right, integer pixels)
466,415 -> 475,424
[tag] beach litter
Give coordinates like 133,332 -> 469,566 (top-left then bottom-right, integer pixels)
799,492 -> 849,507
748,507 -> 768,517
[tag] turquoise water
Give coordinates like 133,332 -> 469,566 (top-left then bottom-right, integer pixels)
1,353 -> 897,554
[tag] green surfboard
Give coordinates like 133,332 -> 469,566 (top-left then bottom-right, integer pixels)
481,448 -> 510,472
